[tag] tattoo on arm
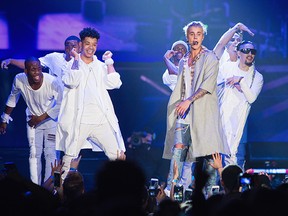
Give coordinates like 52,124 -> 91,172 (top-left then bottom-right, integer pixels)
71,59 -> 79,70
187,88 -> 208,104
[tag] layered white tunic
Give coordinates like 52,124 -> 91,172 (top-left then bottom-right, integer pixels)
56,55 -> 125,156
217,60 -> 263,156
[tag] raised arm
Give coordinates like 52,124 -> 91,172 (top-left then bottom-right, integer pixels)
102,50 -> 116,74
163,50 -> 179,75
213,23 -> 254,60
1,59 -> 25,69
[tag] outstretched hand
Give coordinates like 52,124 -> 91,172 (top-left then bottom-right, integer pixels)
50,159 -> 64,175
1,59 -> 11,69
236,22 -> 254,37
70,155 -> 82,170
209,152 -> 223,170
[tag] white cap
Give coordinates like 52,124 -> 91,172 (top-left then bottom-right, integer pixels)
171,40 -> 188,51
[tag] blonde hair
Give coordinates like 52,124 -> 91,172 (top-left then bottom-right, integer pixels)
183,21 -> 207,37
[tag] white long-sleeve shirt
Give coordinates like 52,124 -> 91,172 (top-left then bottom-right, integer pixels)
39,52 -> 67,81
162,69 -> 178,91
217,60 -> 263,154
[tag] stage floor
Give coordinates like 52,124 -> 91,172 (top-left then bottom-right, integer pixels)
0,147 -> 170,192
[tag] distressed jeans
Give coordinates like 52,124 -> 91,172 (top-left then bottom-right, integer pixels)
166,123 -> 219,197
27,125 -> 57,185
166,123 -> 193,192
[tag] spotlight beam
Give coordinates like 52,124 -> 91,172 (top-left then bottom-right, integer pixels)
140,75 -> 170,96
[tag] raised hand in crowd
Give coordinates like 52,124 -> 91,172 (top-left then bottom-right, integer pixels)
69,154 -> 82,170
42,159 -> 64,193
209,152 -> 224,175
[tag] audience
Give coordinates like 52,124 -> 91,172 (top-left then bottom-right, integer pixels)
0,161 -> 60,216
1,153 -> 288,216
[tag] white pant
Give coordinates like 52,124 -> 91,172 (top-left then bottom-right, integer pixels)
61,122 -> 120,179
27,125 -> 57,185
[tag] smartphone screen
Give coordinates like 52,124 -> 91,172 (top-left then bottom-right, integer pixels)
211,185 -> 220,195
184,188 -> 193,201
150,178 -> 159,187
173,185 -> 183,203
148,178 -> 159,197
239,173 -> 251,192
54,171 -> 61,187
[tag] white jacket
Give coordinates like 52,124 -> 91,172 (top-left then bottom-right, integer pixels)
56,55 -> 125,156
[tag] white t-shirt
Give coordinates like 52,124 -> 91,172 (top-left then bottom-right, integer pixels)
6,73 -> 63,129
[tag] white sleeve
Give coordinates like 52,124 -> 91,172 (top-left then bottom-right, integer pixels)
6,76 -> 21,108
240,71 -> 263,104
162,69 -> 177,91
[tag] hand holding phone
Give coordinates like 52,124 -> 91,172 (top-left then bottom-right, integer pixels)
184,188 -> 193,201
239,173 -> 252,192
211,185 -> 220,195
148,178 -> 159,197
173,184 -> 183,203
54,171 -> 61,187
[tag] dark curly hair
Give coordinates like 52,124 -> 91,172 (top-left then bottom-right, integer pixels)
79,27 -> 100,41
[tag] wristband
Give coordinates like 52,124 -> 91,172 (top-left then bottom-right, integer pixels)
105,58 -> 114,65
69,167 -> 77,171
172,179 -> 178,183
1,112 -> 13,124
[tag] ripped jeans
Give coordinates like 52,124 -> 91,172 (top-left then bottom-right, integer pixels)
166,123 -> 218,197
27,125 -> 58,185
166,123 -> 193,192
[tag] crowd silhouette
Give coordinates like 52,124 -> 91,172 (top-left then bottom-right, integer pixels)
1,154 -> 288,216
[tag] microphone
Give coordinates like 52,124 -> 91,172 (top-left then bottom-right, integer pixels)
188,41 -> 198,46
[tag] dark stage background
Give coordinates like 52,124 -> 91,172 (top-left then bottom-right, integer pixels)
0,0 -> 288,186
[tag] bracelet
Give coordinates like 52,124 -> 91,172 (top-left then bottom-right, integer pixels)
69,167 -> 77,171
105,58 -> 114,65
1,112 -> 13,124
172,179 -> 178,183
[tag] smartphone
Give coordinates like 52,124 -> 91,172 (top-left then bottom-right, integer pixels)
148,178 -> 159,197
54,171 -> 61,187
211,185 -> 220,195
173,185 -> 183,203
240,176 -> 251,185
239,173 -> 251,192
184,188 -> 193,201
150,178 -> 159,186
